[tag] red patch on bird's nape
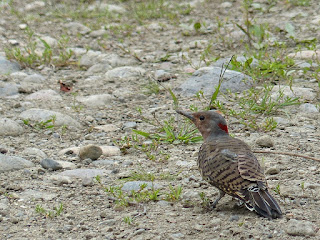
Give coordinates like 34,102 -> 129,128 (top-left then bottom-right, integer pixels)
218,123 -> 228,133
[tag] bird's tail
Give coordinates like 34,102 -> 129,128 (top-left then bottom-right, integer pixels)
243,187 -> 282,219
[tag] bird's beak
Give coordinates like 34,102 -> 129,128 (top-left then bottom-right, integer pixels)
176,110 -> 195,121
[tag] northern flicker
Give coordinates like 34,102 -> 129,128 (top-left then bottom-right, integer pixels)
176,110 -> 282,219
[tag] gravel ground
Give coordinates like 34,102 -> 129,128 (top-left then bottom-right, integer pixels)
0,0 -> 320,239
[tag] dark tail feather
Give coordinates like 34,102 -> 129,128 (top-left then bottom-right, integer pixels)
247,189 -> 282,219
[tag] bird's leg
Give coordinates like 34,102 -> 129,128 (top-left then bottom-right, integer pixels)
210,190 -> 225,209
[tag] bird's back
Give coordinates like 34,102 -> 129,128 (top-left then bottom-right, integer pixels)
198,136 -> 266,200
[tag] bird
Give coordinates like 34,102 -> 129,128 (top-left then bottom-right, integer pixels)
176,109 -> 282,219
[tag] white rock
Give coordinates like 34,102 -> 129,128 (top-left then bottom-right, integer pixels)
271,86 -> 316,101
76,94 -> 114,107
288,50 -> 320,60
22,147 -> 47,159
25,1 -> 45,11
64,22 -> 91,35
94,124 -> 119,132
0,118 -> 24,136
299,103 -> 318,113
105,66 -> 146,80
0,155 -> 34,173
10,72 -> 28,80
100,146 -> 121,157
19,108 -> 81,127
50,175 -> 73,185
286,219 -> 316,236
55,160 -> 76,170
25,89 -> 62,101
220,2 -> 232,8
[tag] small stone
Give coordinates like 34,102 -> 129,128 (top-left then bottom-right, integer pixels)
100,146 -> 121,157
286,219 -> 316,236
58,169 -> 105,180
82,177 -> 94,186
26,89 -> 62,101
40,158 -> 63,171
19,24 -> 27,30
229,215 -> 239,221
76,94 -> 114,107
265,167 -> 280,175
121,181 -> 161,191
299,103 -> 318,113
94,124 -> 119,132
0,155 -> 34,173
79,144 -> 103,160
0,118 -> 24,136
50,175 -> 73,185
220,2 -> 232,8
256,135 -> 274,148
155,70 -> 176,82
123,122 -> 137,129
0,56 -> 20,74
64,22 -> 91,35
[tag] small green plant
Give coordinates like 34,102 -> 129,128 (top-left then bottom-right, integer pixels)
35,203 -> 64,218
71,93 -> 84,112
123,216 -> 134,225
166,185 -> 182,201
5,28 -> 73,68
199,192 -> 211,209
273,184 -> 281,196
23,116 -> 57,130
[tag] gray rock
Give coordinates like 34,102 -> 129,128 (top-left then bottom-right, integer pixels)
286,219 -> 316,236
0,56 -> 20,74
25,1 -> 45,11
271,86 -> 316,101
105,66 -> 146,80
25,89 -> 62,101
19,108 -> 81,127
22,147 -> 47,159
0,155 -> 34,172
50,175 -> 73,185
89,29 -> 108,38
79,144 -> 103,160
55,160 -> 76,170
0,83 -> 19,97
64,22 -> 91,35
40,158 -> 63,170
19,189 -> 57,201
123,121 -> 137,129
256,135 -> 274,148
58,169 -> 105,180
155,70 -> 175,82
0,118 -> 24,136
79,50 -> 103,67
10,72 -> 28,81
122,181 -> 161,191
299,103 -> 318,113
76,94 -> 114,107
85,63 -> 111,75
23,74 -> 46,83
94,124 -> 119,132
176,67 -> 252,96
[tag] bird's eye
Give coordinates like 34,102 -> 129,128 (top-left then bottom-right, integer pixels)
199,116 -> 205,121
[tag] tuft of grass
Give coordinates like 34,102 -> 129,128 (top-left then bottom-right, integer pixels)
5,28 -> 74,68
35,203 -> 64,218
165,185 -> 182,201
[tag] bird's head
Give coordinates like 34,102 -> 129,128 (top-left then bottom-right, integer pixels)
176,110 -> 229,141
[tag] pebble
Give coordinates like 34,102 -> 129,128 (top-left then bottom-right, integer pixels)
121,181 -> 161,191
100,146 -> 121,157
155,70 -> 176,82
92,160 -> 117,167
0,155 -> 34,172
220,2 -> 233,8
299,103 -> 318,113
176,67 -> 252,96
287,50 -> 320,61
0,83 -> 19,97
40,158 -> 63,170
85,63 -> 111,75
79,144 -> 103,160
286,219 -> 316,236
50,175 -> 73,185
123,121 -> 137,129
76,94 -> 114,107
64,22 -> 91,35
105,66 -> 146,80
26,89 -> 62,101
55,160 -> 76,170
0,118 -> 24,136
22,148 -> 47,159
19,189 -> 57,201
94,124 -> 119,132
256,135 -> 274,148
271,86 -> 316,101
58,147 -> 80,156
19,108 -> 81,128
25,1 -> 45,11
58,169 -> 105,180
